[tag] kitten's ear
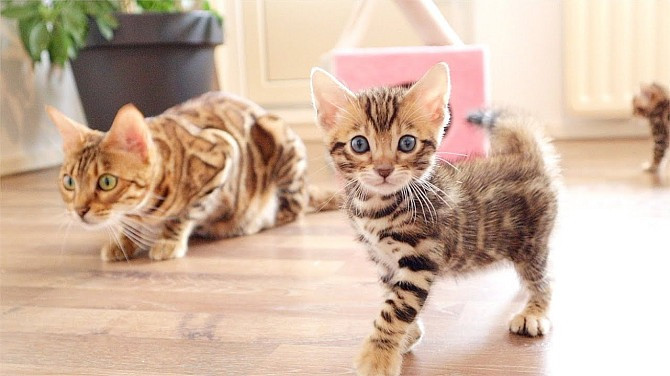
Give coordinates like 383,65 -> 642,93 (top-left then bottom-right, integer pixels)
310,68 -> 356,131
101,104 -> 151,162
45,106 -> 90,152
404,62 -> 451,124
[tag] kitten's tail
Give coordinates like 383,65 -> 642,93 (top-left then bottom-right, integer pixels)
307,185 -> 342,212
467,108 -> 559,175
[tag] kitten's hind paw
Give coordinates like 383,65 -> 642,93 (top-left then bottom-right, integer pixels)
642,161 -> 659,173
400,319 -> 424,354
149,239 -> 187,261
509,313 -> 550,337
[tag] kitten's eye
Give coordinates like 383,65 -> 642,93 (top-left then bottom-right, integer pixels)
350,136 -> 370,153
398,135 -> 416,152
98,174 -> 118,191
62,175 -> 75,191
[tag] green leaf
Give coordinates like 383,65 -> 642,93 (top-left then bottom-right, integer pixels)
1,2 -> 39,20
95,18 -> 114,40
17,16 -> 39,60
28,22 -> 49,61
48,22 -> 69,66
137,0 -> 176,12
202,1 -> 223,25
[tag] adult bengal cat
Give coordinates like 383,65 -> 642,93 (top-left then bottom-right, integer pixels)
47,92 -> 338,261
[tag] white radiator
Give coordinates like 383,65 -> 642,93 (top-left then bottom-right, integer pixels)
564,0 -> 670,117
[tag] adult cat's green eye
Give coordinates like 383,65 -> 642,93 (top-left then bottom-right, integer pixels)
98,174 -> 117,191
398,135 -> 416,152
62,175 -> 75,191
351,136 -> 370,153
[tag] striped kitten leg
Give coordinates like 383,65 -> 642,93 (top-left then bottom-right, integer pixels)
378,267 -> 424,354
149,217 -> 195,260
356,266 -> 436,376
509,256 -> 552,337
644,120 -> 669,173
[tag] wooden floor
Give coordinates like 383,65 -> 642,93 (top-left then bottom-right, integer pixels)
1,139 -> 669,375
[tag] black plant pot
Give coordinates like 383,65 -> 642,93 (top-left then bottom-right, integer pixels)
71,12 -> 224,131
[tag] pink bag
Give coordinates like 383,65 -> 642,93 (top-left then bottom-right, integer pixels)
327,0 -> 489,161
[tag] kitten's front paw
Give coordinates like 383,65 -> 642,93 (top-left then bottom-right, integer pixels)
509,313 -> 551,337
642,161 -> 659,173
149,239 -> 187,261
100,241 -> 132,262
355,338 -> 402,376
400,319 -> 424,354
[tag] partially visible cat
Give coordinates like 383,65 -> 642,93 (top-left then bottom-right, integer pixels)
47,92 -> 338,261
311,63 -> 559,376
633,83 -> 670,173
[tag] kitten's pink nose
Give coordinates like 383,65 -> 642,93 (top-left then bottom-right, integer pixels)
375,166 -> 394,178
76,206 -> 90,218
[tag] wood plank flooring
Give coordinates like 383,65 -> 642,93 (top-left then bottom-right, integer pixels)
1,139 -> 669,375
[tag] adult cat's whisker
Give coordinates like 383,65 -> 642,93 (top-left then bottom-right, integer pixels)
58,218 -> 74,258
106,226 -> 130,263
118,220 -> 154,248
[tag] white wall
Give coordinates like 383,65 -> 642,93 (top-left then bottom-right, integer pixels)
0,19 -> 85,176
470,0 -> 647,139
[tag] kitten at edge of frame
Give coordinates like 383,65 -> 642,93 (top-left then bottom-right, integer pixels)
46,92 -> 339,262
632,82 -> 670,174
310,63 -> 560,376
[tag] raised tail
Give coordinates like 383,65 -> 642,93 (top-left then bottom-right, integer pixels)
467,108 -> 560,175
307,185 -> 341,212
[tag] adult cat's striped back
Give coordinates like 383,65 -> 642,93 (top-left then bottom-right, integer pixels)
47,92 -> 338,261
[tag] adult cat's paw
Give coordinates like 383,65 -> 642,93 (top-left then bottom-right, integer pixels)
100,241 -> 132,262
400,319 -> 424,354
355,338 -> 402,376
509,313 -> 551,337
149,239 -> 187,261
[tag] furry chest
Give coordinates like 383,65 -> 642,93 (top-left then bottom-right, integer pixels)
351,216 -> 407,269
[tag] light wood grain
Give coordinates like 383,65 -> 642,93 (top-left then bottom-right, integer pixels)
1,139 -> 669,375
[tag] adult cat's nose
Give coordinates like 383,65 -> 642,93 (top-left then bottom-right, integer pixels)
76,206 -> 90,218
375,166 -> 394,178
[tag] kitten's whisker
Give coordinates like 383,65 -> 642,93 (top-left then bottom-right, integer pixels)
416,178 -> 454,210
436,151 -> 469,157
436,157 -> 461,173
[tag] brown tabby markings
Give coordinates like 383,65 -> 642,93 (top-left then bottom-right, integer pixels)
633,83 -> 670,173
48,92 -> 338,261
311,64 -> 559,376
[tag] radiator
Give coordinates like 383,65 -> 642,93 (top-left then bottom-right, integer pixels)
564,0 -> 670,117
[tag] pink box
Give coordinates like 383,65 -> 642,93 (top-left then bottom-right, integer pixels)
331,45 -> 489,161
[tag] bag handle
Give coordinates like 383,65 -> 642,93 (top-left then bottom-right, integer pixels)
333,0 -> 464,50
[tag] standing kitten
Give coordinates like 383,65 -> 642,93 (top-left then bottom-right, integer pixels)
633,83 -> 670,173
310,63 -> 559,376
47,92 -> 338,261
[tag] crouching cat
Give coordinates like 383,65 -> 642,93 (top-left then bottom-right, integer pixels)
47,92 -> 338,261
310,63 -> 560,376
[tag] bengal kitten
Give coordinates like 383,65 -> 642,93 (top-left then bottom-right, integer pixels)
47,92 -> 338,261
633,83 -> 670,173
311,63 -> 560,376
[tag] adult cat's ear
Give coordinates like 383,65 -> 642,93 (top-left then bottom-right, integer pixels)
102,104 -> 151,162
310,68 -> 356,131
45,106 -> 90,152
404,63 -> 451,125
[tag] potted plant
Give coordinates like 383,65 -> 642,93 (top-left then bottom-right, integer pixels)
1,0 -> 224,131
